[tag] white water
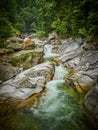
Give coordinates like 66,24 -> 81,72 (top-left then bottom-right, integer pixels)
31,65 -> 67,115
44,44 -> 60,59
0,65 -> 89,130
28,65 -> 87,130
0,44 -> 91,130
53,64 -> 68,80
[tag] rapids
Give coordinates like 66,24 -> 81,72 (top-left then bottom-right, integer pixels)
44,44 -> 60,59
0,65 -> 91,130
0,43 -> 92,130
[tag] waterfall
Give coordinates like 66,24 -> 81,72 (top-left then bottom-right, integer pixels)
44,44 -> 52,54
53,64 -> 68,80
44,44 -> 60,59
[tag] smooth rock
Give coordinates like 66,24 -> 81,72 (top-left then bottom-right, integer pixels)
0,62 -> 19,82
21,38 -> 35,49
0,62 -> 54,99
7,36 -> 23,51
8,49 -> 43,70
84,86 -> 98,128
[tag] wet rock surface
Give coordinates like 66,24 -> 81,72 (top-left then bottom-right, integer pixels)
0,34 -> 98,128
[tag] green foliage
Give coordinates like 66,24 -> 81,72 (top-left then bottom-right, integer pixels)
35,31 -> 46,38
78,28 -> 88,37
9,53 -> 30,66
0,18 -> 13,47
0,0 -> 17,47
0,0 -> 98,45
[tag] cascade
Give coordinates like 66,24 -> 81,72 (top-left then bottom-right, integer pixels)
44,44 -> 60,59
27,65 -> 89,130
0,45 -> 91,130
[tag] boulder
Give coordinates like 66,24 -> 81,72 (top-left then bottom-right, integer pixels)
58,38 -> 84,68
0,62 -> 19,82
31,38 -> 45,49
58,38 -> 82,55
8,49 -> 44,70
7,36 -> 23,51
52,45 -> 61,53
71,51 -> 98,92
0,62 -> 54,99
71,72 -> 95,93
21,38 -> 35,49
47,33 -> 57,42
58,38 -> 98,93
7,36 -> 23,43
84,86 -> 98,128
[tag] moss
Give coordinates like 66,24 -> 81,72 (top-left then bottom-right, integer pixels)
76,85 -> 84,94
65,70 -> 74,78
44,57 -> 59,66
0,48 -> 14,55
8,53 -> 30,66
8,51 -> 42,67
9,56 -> 20,66
60,83 -> 84,104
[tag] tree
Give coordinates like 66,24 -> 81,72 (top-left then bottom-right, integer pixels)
0,0 -> 17,46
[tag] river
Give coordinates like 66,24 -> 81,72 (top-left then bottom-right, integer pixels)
0,44 -> 92,130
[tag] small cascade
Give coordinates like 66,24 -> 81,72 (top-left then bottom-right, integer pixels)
31,65 -> 68,115
53,65 -> 68,80
28,65 -> 88,130
0,56 -> 90,130
44,44 -> 52,54
44,44 -> 60,59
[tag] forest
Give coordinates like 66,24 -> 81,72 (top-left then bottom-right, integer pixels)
0,1 -> 98,129
0,0 -> 98,45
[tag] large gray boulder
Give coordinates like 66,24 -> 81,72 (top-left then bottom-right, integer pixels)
58,38 -> 83,68
58,38 -> 98,92
0,62 -> 54,99
84,86 -> 98,128
70,51 -> 98,92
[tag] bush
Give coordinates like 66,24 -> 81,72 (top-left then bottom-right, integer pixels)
35,31 -> 46,38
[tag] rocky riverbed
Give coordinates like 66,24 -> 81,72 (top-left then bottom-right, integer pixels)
0,33 -> 98,129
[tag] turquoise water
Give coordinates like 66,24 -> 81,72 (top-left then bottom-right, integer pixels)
0,66 -> 92,130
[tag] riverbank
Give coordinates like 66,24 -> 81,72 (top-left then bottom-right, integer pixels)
0,33 -> 98,129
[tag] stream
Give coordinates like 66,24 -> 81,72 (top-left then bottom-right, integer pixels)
0,44 -> 92,130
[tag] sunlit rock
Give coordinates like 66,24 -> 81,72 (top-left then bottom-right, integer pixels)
7,36 -> 23,51
21,37 -> 35,49
0,62 -> 54,99
8,49 -> 43,70
59,38 -> 98,94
